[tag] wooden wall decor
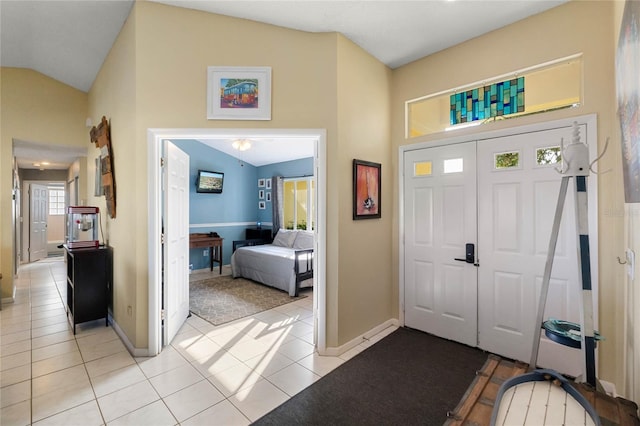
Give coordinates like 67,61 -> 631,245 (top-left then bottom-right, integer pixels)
90,116 -> 116,218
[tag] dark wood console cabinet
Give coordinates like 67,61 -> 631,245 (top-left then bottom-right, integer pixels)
246,227 -> 272,242
65,246 -> 112,334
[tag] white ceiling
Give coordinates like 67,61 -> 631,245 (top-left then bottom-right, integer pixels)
13,139 -> 88,170
3,0 -> 566,169
196,137 -> 316,167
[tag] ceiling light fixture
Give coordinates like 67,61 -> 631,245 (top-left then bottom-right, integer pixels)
232,138 -> 252,151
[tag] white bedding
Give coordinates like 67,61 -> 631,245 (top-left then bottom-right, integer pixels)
231,244 -> 313,296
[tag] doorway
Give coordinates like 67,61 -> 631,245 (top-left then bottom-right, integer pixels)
401,115 -> 598,377
20,180 -> 67,263
147,128 -> 327,357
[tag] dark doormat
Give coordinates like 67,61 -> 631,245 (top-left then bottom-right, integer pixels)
253,327 -> 488,426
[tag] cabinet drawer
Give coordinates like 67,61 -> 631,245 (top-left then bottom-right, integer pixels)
190,240 -> 211,248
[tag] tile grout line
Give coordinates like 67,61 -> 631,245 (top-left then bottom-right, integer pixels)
14,259 -> 329,425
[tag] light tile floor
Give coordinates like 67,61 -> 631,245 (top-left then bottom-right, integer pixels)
1,257 -> 397,425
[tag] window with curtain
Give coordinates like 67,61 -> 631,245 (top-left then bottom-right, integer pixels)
283,177 -> 315,230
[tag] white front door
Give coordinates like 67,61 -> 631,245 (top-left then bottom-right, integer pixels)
403,142 -> 478,347
477,126 -> 584,376
163,141 -> 190,345
403,123 -> 597,377
30,183 -> 48,262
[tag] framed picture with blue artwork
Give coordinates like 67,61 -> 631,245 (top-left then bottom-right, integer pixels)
207,66 -> 272,120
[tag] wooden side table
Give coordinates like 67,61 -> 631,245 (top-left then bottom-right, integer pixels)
189,233 -> 223,274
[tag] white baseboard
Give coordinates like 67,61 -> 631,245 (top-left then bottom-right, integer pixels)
109,314 -> 152,357
320,319 -> 400,357
600,379 -> 617,397
1,286 -> 17,305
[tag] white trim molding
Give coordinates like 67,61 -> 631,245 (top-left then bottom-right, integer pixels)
321,319 -> 400,357
109,314 -> 151,357
148,127 -> 327,357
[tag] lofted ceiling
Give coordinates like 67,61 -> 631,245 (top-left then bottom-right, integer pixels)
2,0 -> 566,170
196,137 -> 316,167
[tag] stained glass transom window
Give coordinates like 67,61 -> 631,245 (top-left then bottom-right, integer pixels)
450,77 -> 525,125
406,55 -> 582,137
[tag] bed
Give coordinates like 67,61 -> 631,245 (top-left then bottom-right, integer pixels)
231,229 -> 314,296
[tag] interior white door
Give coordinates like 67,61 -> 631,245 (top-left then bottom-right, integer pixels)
404,142 -> 478,347
30,183 -> 48,262
625,208 -> 640,403
163,141 -> 190,345
477,126 -> 586,377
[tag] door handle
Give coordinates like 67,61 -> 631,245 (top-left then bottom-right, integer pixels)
454,243 -> 480,266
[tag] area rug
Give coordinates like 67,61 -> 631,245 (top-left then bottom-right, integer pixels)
189,275 -> 306,326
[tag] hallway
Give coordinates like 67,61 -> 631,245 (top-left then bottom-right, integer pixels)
0,258 -> 394,425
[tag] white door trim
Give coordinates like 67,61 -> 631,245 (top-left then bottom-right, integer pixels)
147,128 -> 327,356
399,114 -> 599,330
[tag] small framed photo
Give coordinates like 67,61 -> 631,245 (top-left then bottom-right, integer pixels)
258,178 -> 265,187
265,179 -> 272,189
259,189 -> 265,199
207,66 -> 271,120
266,192 -> 271,202
258,201 -> 266,209
353,159 -> 381,220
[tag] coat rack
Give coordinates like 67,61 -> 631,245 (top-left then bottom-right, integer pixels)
529,123 -> 607,388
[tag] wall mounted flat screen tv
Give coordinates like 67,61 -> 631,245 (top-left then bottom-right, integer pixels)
196,170 -> 224,193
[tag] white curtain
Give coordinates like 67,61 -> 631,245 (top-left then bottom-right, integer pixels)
271,176 -> 284,237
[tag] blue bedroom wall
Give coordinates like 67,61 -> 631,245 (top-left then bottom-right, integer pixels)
171,140 -> 313,271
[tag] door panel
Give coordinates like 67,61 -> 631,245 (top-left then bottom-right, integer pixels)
403,123 -> 597,378
30,184 -> 48,262
163,141 -> 190,345
477,126 -> 584,376
404,142 -> 477,347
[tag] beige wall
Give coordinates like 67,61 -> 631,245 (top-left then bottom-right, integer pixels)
336,35 -> 392,343
87,2 -> 394,349
47,215 -> 64,242
87,4 -> 139,342
391,1 -> 626,391
0,68 -> 88,298
3,0 -> 635,398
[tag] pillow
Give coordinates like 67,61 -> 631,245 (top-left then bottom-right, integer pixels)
272,229 -> 297,248
293,230 -> 314,250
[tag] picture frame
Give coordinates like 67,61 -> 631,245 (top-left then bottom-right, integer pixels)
258,178 -> 265,187
258,201 -> 266,210
616,0 -> 640,203
207,66 -> 271,120
353,159 -> 381,220
266,192 -> 271,202
265,179 -> 272,189
259,189 -> 265,199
